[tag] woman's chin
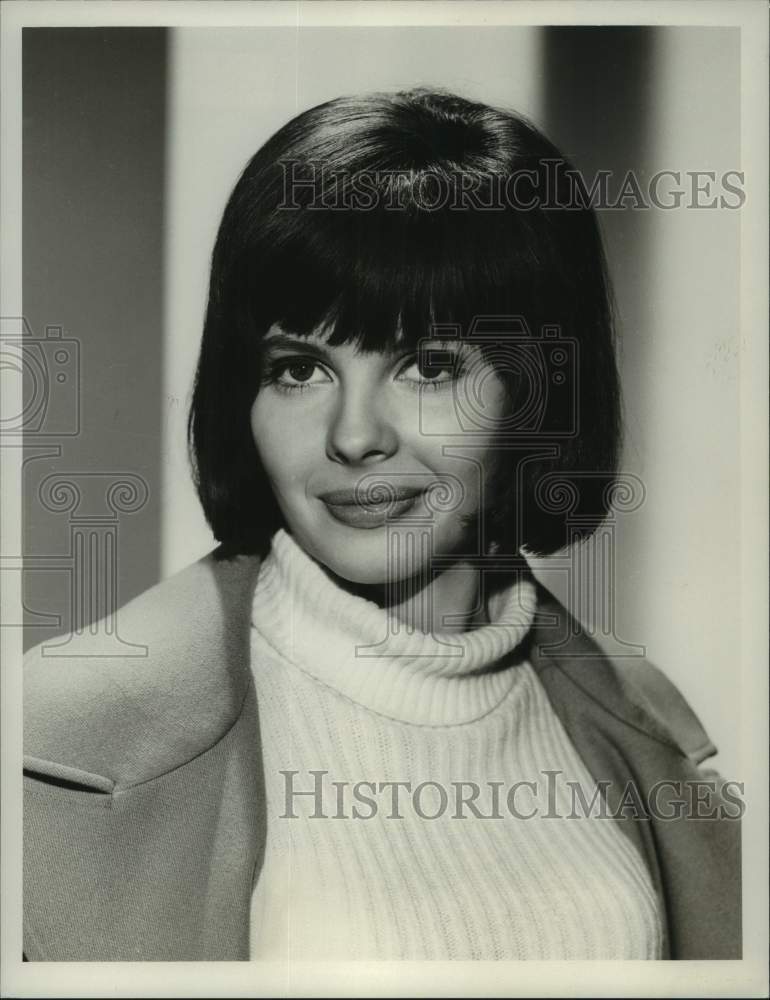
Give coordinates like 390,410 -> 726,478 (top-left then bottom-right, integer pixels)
284,506 -> 472,589
301,531 -> 435,590
309,538 -> 397,588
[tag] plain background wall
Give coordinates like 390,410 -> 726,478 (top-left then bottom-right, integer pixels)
537,27 -> 741,778
23,25 -> 741,779
614,28 -> 741,782
23,28 -> 166,651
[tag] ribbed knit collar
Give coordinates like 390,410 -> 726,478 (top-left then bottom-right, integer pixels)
250,528 -> 538,726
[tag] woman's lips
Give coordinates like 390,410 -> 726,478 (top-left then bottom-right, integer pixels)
319,489 -> 424,529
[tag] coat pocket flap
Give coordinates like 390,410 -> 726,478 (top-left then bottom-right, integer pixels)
23,755 -> 114,794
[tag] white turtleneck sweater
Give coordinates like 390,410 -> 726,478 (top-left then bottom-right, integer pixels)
248,528 -> 663,960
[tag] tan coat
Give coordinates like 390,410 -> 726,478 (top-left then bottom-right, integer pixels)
23,548 -> 741,960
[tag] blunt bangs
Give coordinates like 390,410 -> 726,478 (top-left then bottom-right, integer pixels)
240,197 -> 571,357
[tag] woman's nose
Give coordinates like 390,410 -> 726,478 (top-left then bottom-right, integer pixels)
326,383 -> 399,466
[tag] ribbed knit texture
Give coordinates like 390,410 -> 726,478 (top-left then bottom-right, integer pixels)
249,528 -> 663,960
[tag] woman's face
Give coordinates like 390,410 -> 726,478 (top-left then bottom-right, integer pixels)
250,324 -> 507,585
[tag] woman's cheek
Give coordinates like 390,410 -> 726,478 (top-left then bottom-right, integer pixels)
251,396 -> 319,489
251,397 -> 287,482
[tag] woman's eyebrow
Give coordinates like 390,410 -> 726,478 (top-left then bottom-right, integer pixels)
260,333 -> 408,358
259,333 -> 332,356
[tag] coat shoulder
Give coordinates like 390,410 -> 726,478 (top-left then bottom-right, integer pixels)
23,548 -> 262,790
606,655 -> 717,765
529,582 -> 717,766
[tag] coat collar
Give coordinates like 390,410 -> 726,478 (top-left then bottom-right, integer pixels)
24,544 -> 712,791
527,582 -> 715,764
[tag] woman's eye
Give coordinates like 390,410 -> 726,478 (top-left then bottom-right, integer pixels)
398,350 -> 461,389
268,358 -> 332,392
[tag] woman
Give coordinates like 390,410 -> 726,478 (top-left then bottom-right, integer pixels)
23,89 -> 740,961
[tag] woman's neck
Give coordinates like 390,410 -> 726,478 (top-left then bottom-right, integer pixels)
320,554 -> 518,636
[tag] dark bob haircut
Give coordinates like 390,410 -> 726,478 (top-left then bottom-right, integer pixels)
188,88 -> 621,559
